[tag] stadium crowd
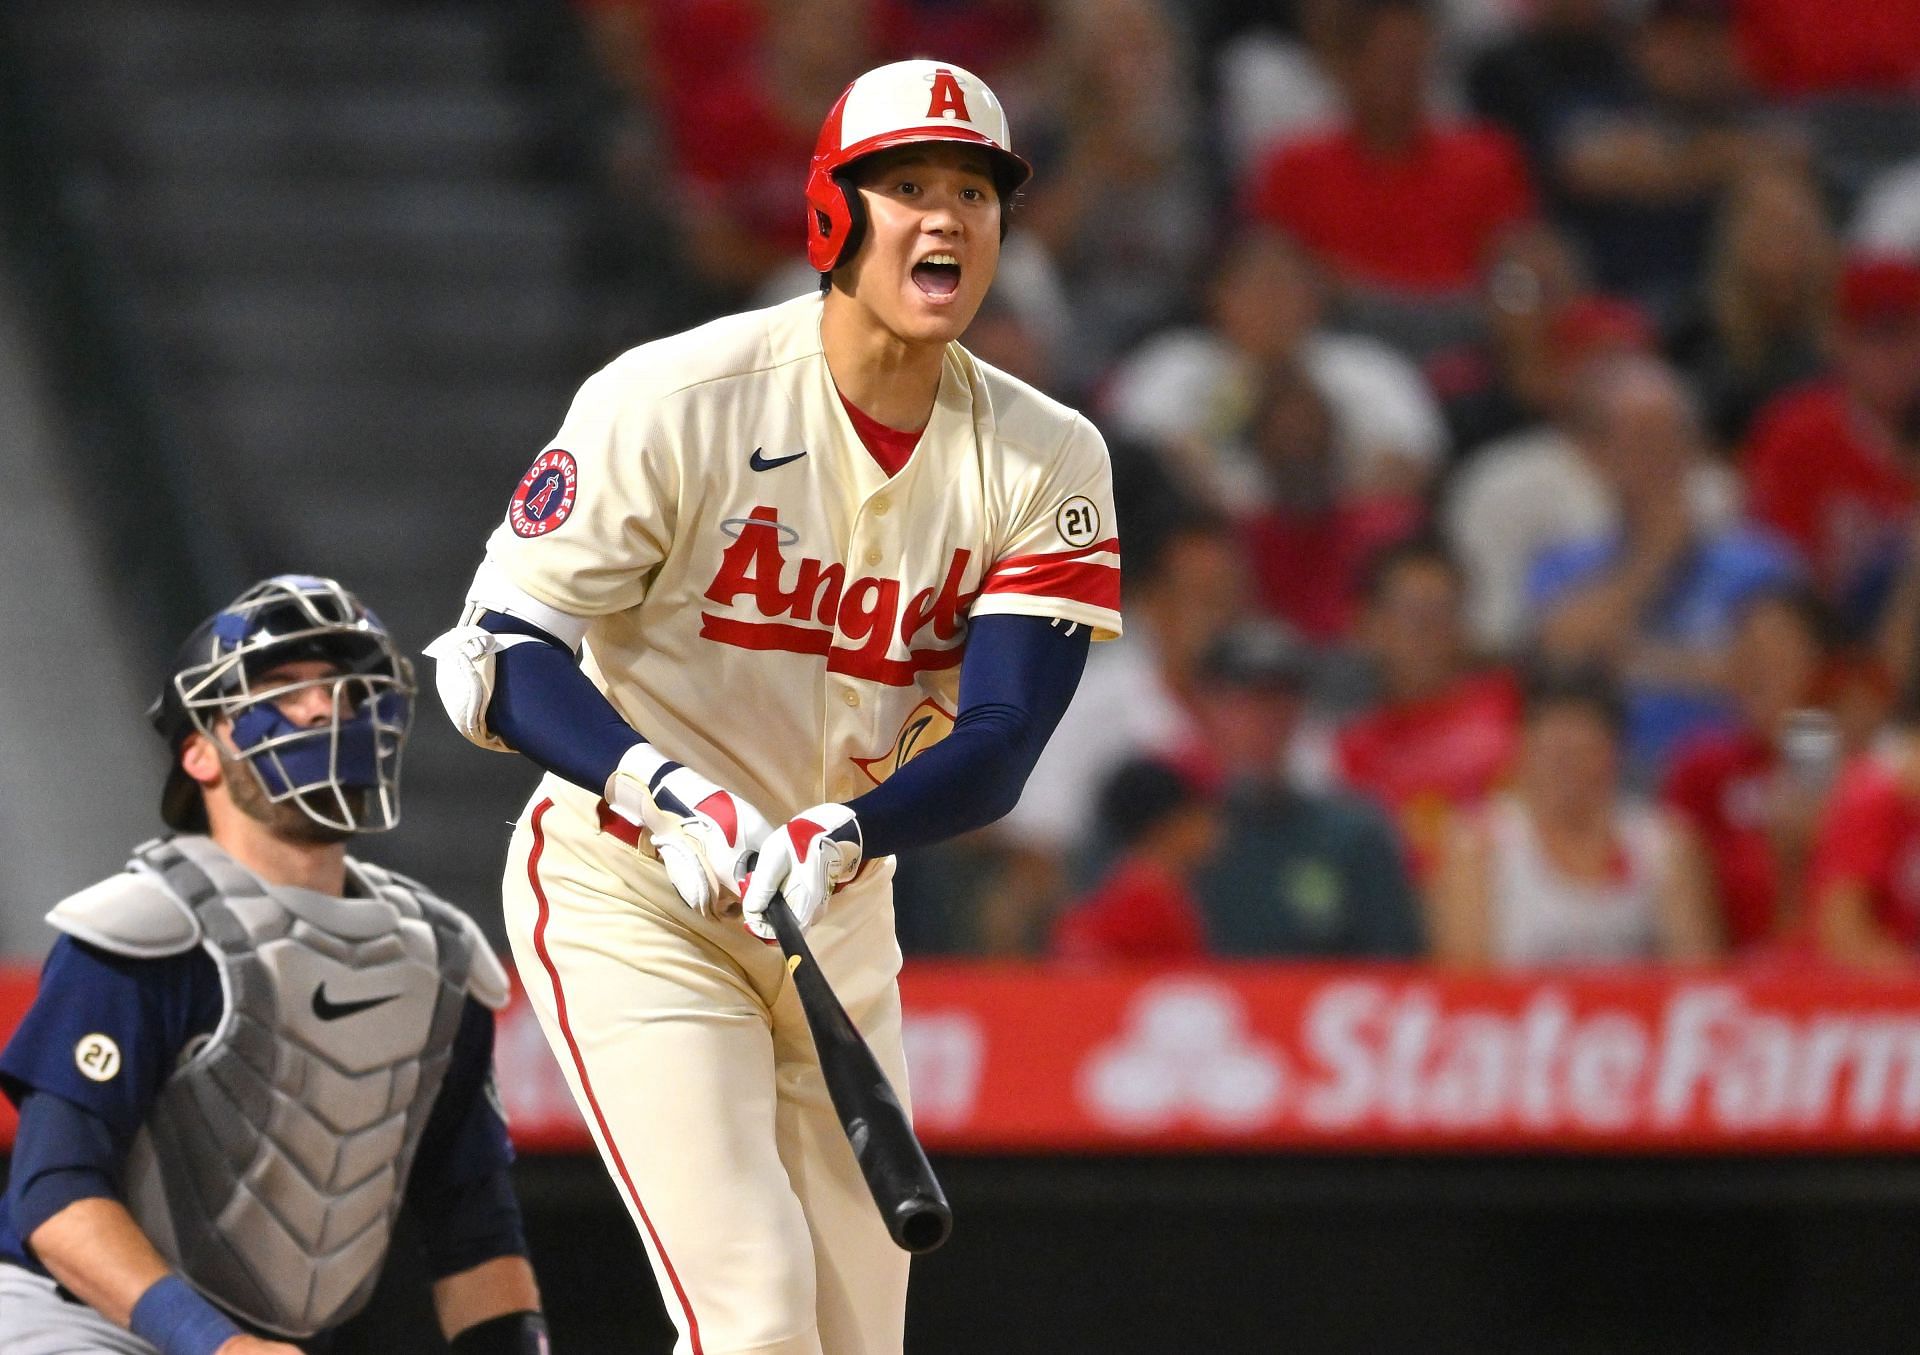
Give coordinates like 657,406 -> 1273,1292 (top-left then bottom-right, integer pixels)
570,0 -> 1920,967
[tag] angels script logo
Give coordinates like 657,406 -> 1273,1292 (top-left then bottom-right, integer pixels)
700,507 -> 975,686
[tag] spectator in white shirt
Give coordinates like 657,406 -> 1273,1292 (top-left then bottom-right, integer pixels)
1103,227 -> 1449,510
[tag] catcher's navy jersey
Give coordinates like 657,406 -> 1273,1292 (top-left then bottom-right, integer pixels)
0,935 -> 516,1278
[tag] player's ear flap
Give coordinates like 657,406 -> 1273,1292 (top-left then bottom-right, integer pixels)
835,172 -> 866,267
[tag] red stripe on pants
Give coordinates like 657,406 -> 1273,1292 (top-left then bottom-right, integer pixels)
526,798 -> 704,1352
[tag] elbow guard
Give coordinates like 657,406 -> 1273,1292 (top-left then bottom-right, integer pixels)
427,561 -> 589,752
424,621 -> 540,753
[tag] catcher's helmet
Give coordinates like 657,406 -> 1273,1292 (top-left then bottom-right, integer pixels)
150,574 -> 414,835
805,59 -> 1032,275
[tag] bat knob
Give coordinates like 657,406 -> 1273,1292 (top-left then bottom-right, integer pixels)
892,1194 -> 953,1254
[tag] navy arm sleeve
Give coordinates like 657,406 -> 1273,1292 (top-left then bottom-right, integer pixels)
846,613 -> 1090,859
8,1092 -> 122,1242
480,611 -> 643,796
404,998 -> 528,1279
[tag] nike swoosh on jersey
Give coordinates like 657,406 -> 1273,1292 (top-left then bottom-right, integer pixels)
749,447 -> 807,471
311,983 -> 402,1021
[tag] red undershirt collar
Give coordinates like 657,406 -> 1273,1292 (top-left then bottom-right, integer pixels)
837,390 -> 923,477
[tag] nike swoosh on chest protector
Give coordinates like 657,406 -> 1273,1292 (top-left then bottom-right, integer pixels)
311,984 -> 402,1021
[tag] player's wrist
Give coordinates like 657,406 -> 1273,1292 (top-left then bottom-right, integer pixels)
654,763 -> 725,819
817,804 -> 864,882
604,743 -> 677,823
129,1273 -> 244,1355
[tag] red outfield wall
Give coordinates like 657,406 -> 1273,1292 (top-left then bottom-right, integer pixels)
6,963 -> 1920,1153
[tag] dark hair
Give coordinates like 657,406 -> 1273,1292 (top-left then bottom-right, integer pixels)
1097,758 -> 1207,848
1522,659 -> 1627,735
1359,532 -> 1463,608
1124,500 -> 1233,591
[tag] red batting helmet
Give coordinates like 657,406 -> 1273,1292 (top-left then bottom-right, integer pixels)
806,59 -> 1032,274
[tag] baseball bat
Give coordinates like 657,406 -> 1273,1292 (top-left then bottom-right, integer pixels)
763,891 -> 953,1254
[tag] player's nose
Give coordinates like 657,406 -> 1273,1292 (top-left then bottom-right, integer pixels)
920,192 -> 966,233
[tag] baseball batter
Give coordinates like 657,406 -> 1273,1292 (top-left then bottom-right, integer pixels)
429,60 -> 1120,1355
0,575 -> 547,1355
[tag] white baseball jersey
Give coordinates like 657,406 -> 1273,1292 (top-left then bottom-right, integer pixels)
484,290 -> 1122,848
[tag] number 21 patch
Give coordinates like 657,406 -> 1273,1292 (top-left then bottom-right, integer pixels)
75,1033 -> 122,1082
509,449 -> 579,538
1056,495 -> 1100,548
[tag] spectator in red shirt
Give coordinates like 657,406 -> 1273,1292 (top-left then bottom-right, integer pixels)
1808,685 -> 1920,968
594,0 -> 879,298
1661,586 -> 1841,952
1238,362 -> 1426,643
1243,0 -> 1536,299
1335,537 -> 1522,879
574,0 -> 762,107
1743,255 -> 1920,633
1051,759 -> 1222,962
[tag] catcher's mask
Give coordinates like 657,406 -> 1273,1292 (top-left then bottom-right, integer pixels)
149,574 -> 414,835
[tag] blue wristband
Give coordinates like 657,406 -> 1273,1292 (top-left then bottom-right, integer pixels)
129,1275 -> 243,1355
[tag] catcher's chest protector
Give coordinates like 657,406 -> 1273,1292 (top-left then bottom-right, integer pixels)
121,835 -> 478,1337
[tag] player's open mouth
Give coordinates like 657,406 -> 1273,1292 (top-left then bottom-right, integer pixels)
912,254 -> 961,298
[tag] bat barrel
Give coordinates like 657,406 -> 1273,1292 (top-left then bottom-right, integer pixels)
893,1194 -> 953,1254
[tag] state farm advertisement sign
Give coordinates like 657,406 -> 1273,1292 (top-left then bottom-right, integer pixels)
5,964 -> 1920,1153
490,963 -> 1920,1154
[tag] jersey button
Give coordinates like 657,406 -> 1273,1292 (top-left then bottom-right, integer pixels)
865,548 -> 882,566
842,689 -> 861,707
872,499 -> 891,517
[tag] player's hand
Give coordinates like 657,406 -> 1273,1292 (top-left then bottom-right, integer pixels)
741,804 -> 864,940
605,745 -> 772,916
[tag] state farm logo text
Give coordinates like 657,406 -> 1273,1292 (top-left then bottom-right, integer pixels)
700,506 -> 975,685
1076,978 -> 1920,1140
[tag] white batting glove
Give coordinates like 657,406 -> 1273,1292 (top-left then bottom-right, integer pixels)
741,804 -> 864,940
605,745 -> 773,916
